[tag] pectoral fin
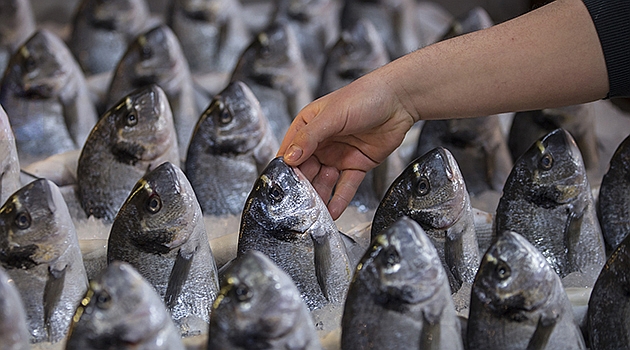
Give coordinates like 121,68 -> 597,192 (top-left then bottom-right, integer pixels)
526,312 -> 559,350
420,308 -> 442,350
164,248 -> 193,309
44,264 -> 67,342
312,232 -> 352,305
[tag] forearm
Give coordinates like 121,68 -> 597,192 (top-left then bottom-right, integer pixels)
381,0 -> 608,122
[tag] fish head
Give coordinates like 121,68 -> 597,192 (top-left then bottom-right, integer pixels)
242,157 -> 321,240
126,25 -> 183,85
212,250 -> 305,345
116,162 -> 199,251
512,128 -> 587,206
473,231 -> 556,318
84,0 -> 148,31
105,84 -> 178,164
9,30 -> 71,99
330,19 -> 388,80
178,0 -> 228,23
68,261 -> 170,345
360,217 -> 445,305
0,179 -> 70,268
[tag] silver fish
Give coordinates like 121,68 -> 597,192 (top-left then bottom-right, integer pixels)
0,266 -> 30,350
238,157 -> 354,310
0,179 -> 88,343
77,84 -> 180,222
0,30 -> 98,164
107,161 -> 219,337
231,22 -> 312,142
467,230 -> 586,349
106,24 -> 199,158
208,250 -> 321,350
168,0 -> 251,75
0,104 -> 21,204
185,80 -> 279,216
598,134 -> 630,253
342,216 -> 463,350
372,147 -> 480,292
65,261 -> 185,350
495,128 -> 605,278
0,0 -> 35,74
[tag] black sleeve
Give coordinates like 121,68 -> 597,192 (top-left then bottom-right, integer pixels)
582,0 -> 630,98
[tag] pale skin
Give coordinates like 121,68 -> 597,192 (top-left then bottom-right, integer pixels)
278,0 -> 609,220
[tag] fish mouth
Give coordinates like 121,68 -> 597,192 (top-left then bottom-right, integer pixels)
19,84 -> 55,99
91,18 -> 117,30
0,243 -> 39,269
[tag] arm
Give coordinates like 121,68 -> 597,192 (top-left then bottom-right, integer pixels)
278,0 -> 609,219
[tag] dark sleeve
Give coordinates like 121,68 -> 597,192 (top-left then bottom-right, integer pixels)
582,0 -> 630,98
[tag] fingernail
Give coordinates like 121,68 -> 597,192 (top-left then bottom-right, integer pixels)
285,145 -> 302,163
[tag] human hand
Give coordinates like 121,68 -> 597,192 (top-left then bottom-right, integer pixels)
277,72 -> 416,220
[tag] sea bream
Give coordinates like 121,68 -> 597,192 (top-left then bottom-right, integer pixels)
495,128 -> 605,278
185,81 -> 278,216
371,147 -> 480,292
238,157 -> 355,310
65,261 -> 185,350
208,250 -> 321,350
0,266 -> 30,350
107,162 -> 219,337
0,29 -> 98,164
467,231 -> 586,350
0,0 -> 35,74
77,84 -> 180,222
0,179 -> 88,343
342,216 -> 463,350
106,24 -> 199,158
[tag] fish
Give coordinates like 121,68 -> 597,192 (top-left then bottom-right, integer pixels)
371,147 -> 480,292
65,261 -> 185,350
441,6 -> 494,40
0,179 -> 88,343
598,134 -> 630,253
0,29 -> 98,164
77,84 -> 180,222
107,161 -> 219,337
168,0 -> 251,75
414,115 -> 513,196
0,266 -> 30,350
495,128 -> 606,278
238,157 -> 355,310
0,104 -> 21,204
106,24 -> 199,158
342,216 -> 463,350
185,80 -> 279,216
208,250 -> 321,350
0,0 -> 35,74
467,230 -> 586,349
587,228 -> 630,350
509,105 -> 600,172
231,22 -> 312,142
68,0 -> 151,76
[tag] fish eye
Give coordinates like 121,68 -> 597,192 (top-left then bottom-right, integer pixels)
126,113 -> 138,127
269,184 -> 284,204
415,177 -> 430,196
344,42 -> 356,55
95,291 -> 112,309
259,43 -> 271,58
219,109 -> 232,125
146,194 -> 162,214
141,45 -> 152,60
496,261 -> 511,280
14,211 -> 31,230
382,248 -> 400,268
539,153 -> 553,170
234,284 -> 252,302
24,56 -> 36,72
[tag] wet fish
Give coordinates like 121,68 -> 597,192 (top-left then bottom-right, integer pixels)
0,104 -> 21,204
495,128 -> 605,278
65,261 -> 185,350
185,81 -> 279,216
342,217 -> 463,350
168,0 -> 250,75
106,24 -> 199,158
0,179 -> 88,343
0,30 -> 98,164
231,22 -> 312,142
208,250 -> 321,350
371,147 -> 480,292
587,228 -> 630,350
414,115 -> 513,196
238,157 -> 354,310
0,0 -> 35,74
0,266 -> 30,350
597,134 -> 630,253
77,84 -> 180,222
107,161 -> 219,337
467,230 -> 586,349
509,105 -> 600,172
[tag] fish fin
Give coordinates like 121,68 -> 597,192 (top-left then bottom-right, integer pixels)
44,264 -> 67,342
565,202 -> 586,272
420,307 -> 442,350
164,248 -> 193,310
526,312 -> 559,350
312,232 -> 351,304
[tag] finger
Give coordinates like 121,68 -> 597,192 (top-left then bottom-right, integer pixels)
311,165 -> 340,206
297,156 -> 322,182
327,169 -> 366,220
